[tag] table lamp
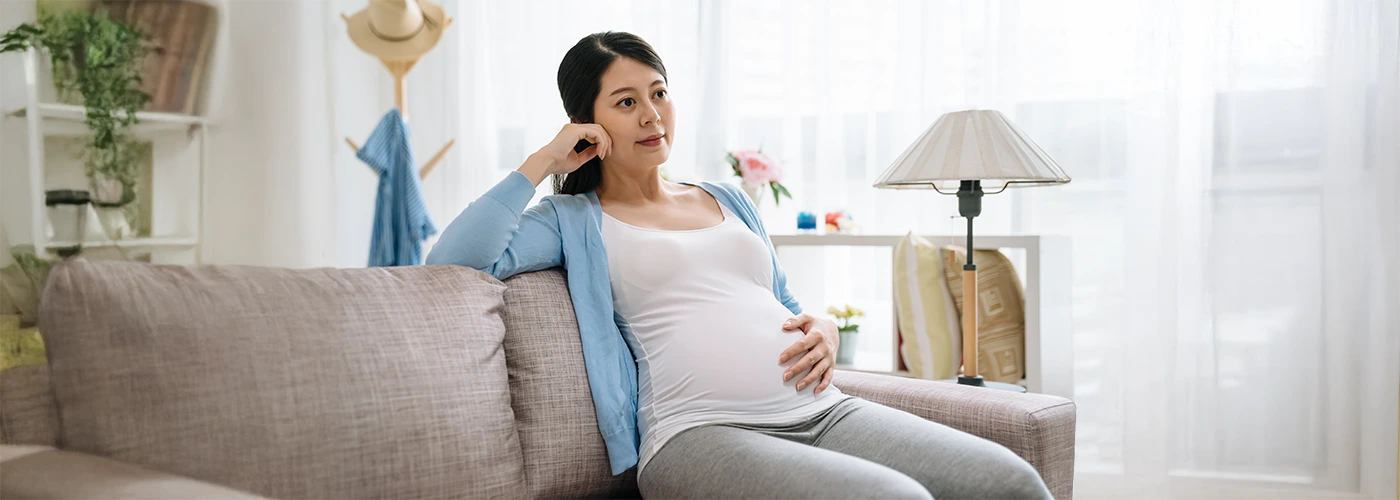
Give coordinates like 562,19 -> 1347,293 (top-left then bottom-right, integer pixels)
873,109 -> 1070,388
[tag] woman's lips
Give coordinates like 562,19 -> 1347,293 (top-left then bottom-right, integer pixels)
637,134 -> 664,147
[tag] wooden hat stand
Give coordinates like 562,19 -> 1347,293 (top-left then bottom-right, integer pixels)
340,12 -> 455,180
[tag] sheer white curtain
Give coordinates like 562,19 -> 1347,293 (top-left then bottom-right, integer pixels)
707,1 -> 1397,497
1363,1 -> 1399,496
433,0 -> 1396,497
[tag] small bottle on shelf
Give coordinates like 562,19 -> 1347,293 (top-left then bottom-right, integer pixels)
796,211 -> 818,234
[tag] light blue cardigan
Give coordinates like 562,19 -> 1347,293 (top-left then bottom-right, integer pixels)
425,170 -> 802,475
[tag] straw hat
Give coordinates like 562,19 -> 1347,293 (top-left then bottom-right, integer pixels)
346,0 -> 447,61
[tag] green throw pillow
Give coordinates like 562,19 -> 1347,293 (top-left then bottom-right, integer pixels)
1,315 -> 46,371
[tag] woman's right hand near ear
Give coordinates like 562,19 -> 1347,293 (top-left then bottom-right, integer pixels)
518,123 -> 613,185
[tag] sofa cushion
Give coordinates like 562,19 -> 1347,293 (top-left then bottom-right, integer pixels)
39,260 -> 527,499
0,364 -> 58,447
501,270 -> 639,499
1,312 -> 59,447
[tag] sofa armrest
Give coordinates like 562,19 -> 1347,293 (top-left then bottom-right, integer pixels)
1,445 -> 269,499
833,370 -> 1077,500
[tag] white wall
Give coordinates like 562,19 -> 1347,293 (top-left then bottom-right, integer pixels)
205,0 -> 346,268
202,0 -> 461,269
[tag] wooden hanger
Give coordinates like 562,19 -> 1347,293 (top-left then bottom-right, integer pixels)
342,14 -> 456,181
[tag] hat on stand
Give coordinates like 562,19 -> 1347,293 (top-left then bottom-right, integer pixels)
345,0 -> 447,61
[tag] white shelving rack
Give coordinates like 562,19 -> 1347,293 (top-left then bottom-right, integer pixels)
769,233 -> 1074,399
4,47 -> 209,265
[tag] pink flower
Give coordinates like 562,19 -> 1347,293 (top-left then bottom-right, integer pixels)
733,150 -> 783,187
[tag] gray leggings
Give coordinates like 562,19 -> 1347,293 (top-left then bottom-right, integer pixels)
637,396 -> 1053,500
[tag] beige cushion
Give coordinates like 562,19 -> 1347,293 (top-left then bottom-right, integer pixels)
501,270 -> 640,499
941,247 -> 1027,384
39,260 -> 527,499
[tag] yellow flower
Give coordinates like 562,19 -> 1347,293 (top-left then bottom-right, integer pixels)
828,304 -> 865,320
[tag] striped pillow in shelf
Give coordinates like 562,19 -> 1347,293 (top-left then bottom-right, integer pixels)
893,233 -> 963,380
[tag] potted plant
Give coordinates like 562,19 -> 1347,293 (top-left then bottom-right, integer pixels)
2,7 -> 153,238
726,148 -> 792,207
827,304 -> 865,365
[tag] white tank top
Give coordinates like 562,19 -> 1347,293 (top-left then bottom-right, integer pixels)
601,201 -> 849,475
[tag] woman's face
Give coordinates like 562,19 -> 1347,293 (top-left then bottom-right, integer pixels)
588,57 -> 673,172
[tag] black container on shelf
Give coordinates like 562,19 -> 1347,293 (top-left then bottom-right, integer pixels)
45,189 -> 91,258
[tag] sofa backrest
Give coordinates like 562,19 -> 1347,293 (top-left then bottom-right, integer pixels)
2,263 -> 638,500
35,260 -> 530,499
500,270 -> 640,499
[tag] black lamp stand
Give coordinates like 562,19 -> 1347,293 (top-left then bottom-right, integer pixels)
956,180 -> 986,387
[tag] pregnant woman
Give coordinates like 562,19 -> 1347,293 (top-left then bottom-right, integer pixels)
426,31 -> 1052,500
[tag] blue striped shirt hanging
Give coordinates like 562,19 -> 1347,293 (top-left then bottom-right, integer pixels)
357,109 -> 437,267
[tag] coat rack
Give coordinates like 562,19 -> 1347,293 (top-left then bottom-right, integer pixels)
341,13 -> 455,181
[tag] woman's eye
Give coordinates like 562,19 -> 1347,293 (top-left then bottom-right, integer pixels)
620,98 -> 635,107
654,89 -> 667,99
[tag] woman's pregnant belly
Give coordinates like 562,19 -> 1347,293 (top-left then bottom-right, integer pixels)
630,289 -> 837,421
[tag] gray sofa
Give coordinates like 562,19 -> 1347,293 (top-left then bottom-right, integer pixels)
0,260 -> 1075,499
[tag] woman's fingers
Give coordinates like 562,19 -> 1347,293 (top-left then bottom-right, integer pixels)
576,124 -> 611,159
778,333 -> 818,365
814,363 -> 835,395
540,123 -> 613,176
571,145 -> 599,165
797,357 -> 831,391
590,123 -> 613,157
782,313 -> 813,332
783,343 -> 825,383
778,314 -> 813,364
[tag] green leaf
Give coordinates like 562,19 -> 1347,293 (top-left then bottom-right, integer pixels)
774,182 -> 792,199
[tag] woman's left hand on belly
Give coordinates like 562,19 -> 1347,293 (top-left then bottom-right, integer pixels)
777,313 -> 840,395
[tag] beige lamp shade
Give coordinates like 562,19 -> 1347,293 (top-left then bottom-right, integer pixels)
873,109 -> 1070,192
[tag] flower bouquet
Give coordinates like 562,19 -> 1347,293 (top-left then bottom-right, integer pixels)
726,149 -> 792,206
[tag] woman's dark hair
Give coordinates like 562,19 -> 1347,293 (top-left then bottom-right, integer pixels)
554,32 -> 668,195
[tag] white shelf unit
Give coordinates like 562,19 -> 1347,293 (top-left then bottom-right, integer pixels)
769,233 -> 1074,399
3,48 -> 208,265
44,236 -> 200,251
10,102 -> 209,135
